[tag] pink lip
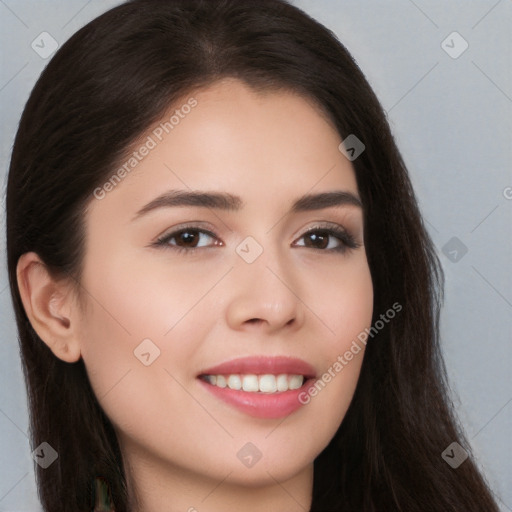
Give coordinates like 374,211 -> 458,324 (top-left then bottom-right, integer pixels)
198,355 -> 316,378
197,356 -> 316,419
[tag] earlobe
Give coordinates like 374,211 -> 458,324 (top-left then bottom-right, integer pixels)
16,252 -> 81,363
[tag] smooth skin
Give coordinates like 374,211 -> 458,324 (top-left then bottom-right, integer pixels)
17,78 -> 374,512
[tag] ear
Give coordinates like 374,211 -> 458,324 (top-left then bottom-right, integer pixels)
16,252 -> 82,363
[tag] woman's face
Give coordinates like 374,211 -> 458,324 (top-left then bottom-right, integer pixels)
77,78 -> 373,498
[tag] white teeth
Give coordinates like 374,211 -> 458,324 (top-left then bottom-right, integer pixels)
204,374 -> 305,393
259,374 -> 277,393
242,374 -> 259,392
289,375 -> 303,390
227,375 -> 242,390
276,374 -> 289,392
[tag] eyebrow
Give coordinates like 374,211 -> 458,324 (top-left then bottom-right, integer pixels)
133,189 -> 362,220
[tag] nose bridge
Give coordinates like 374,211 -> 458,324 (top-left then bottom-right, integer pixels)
225,232 -> 305,331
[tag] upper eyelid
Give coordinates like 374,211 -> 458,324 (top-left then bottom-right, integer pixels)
156,223 -> 217,242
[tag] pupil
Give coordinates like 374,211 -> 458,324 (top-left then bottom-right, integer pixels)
308,232 -> 327,249
180,231 -> 197,246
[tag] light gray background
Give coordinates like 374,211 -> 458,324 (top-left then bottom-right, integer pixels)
0,1 -> 511,510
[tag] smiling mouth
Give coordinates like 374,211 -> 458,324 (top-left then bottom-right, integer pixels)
199,373 -> 306,393
196,355 -> 316,418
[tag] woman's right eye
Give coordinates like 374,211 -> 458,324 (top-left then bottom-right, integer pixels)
154,227 -> 222,254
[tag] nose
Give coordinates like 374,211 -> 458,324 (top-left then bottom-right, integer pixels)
224,243 -> 306,334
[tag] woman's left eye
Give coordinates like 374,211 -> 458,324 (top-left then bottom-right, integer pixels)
294,226 -> 360,253
154,225 -> 360,254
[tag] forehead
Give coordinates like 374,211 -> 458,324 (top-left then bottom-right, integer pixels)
87,78 -> 359,221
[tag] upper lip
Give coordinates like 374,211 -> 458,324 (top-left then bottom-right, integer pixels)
198,356 -> 316,379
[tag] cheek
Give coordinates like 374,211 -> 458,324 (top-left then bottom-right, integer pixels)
76,245 -> 232,414
89,243 -> 237,334
319,252 -> 374,344
77,246 -> 218,362
76,286 -> 213,460
301,255 -> 373,437
76,255 -> 211,424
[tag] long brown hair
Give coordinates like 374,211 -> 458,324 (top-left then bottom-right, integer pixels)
6,0 -> 500,510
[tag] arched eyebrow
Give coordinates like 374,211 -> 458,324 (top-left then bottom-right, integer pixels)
132,189 -> 362,221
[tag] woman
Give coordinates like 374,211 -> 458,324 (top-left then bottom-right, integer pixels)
6,0 -> 500,510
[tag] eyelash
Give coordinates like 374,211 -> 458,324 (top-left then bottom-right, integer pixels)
153,223 -> 361,255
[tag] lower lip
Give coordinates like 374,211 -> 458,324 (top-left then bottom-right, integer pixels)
198,378 -> 312,419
